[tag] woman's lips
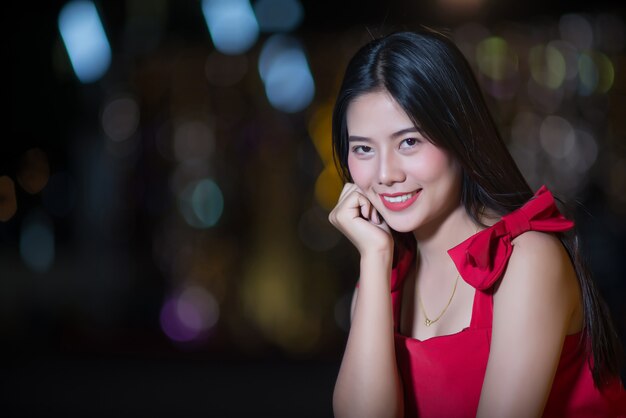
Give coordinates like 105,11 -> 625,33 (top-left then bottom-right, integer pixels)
379,190 -> 421,211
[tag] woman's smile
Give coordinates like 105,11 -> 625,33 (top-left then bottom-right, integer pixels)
379,190 -> 421,211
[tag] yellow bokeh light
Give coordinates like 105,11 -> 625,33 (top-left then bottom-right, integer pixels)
315,165 -> 343,211
593,51 -> 615,94
529,44 -> 566,89
241,246 -> 321,353
17,148 -> 50,194
0,176 -> 17,222
308,103 -> 334,165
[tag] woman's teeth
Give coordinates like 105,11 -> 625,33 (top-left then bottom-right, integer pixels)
383,192 -> 416,203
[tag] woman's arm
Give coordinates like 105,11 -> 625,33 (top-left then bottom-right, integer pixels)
333,252 -> 404,418
329,183 -> 404,418
477,231 -> 581,417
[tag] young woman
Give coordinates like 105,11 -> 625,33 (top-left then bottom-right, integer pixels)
328,29 -> 625,417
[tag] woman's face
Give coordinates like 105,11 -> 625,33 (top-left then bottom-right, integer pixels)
346,90 -> 462,233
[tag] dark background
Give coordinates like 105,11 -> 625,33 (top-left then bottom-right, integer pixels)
3,1 -> 625,417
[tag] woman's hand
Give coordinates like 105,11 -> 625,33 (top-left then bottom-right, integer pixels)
328,183 -> 393,256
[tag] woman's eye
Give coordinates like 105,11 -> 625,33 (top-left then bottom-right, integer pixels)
352,145 -> 373,155
400,137 -> 420,148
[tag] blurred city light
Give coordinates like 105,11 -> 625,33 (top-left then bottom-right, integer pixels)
539,116 -> 576,159
178,178 -> 224,229
19,211 -> 55,273
567,129 -> 599,173
308,104 -> 343,209
58,0 -> 111,83
578,52 -> 600,96
559,14 -> 593,51
202,0 -> 259,55
17,148 -> 50,194
254,0 -> 304,32
529,44 -> 566,90
475,36 -> 518,81
315,165 -> 343,211
0,176 -> 17,222
101,96 -> 140,142
173,120 -> 215,162
258,35 -> 315,113
160,285 -> 220,343
241,249 -> 321,352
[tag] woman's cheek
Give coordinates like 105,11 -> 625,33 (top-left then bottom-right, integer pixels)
347,157 -> 369,187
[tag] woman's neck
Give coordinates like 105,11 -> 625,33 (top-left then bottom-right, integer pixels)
412,204 -> 480,269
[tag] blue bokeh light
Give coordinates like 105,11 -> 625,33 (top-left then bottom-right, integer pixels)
178,178 -> 224,228
254,0 -> 303,32
58,1 -> 112,83
202,0 -> 259,55
20,212 -> 55,273
258,35 -> 315,113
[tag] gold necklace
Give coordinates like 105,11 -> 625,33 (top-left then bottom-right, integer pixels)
416,222 -> 480,327
418,274 -> 460,327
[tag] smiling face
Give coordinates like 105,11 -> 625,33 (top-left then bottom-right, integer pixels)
346,90 -> 463,234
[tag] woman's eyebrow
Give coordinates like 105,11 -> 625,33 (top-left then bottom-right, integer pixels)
391,127 -> 422,138
348,127 -> 422,142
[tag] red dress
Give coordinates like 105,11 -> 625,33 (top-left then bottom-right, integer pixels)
389,186 -> 626,417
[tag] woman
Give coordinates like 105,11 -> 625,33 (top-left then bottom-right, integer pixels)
328,29 -> 625,417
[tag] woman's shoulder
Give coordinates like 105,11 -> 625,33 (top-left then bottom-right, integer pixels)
496,230 -> 580,320
505,231 -> 577,287
510,230 -> 565,257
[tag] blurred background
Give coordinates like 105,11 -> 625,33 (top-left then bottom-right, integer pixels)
3,0 -> 625,416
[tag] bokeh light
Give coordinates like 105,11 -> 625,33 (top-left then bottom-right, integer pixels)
578,52 -> 600,96
475,36 -> 518,81
566,129 -> 599,173
254,0 -> 304,32
258,35 -> 315,113
17,148 -> 50,194
529,44 -> 566,90
101,96 -> 140,142
160,285 -> 220,343
587,51 -> 615,94
0,176 -> 18,222
58,0 -> 112,83
559,14 -> 593,51
315,166 -> 343,211
201,0 -> 259,55
539,116 -> 575,159
178,178 -> 224,229
173,120 -> 215,162
19,211 -> 55,273
241,249 -> 321,353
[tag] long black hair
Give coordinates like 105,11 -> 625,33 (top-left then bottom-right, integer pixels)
331,28 -> 622,387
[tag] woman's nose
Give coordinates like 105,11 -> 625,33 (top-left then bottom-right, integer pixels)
378,151 -> 405,185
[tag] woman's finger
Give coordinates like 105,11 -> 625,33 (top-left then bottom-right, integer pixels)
337,183 -> 357,204
356,193 -> 374,221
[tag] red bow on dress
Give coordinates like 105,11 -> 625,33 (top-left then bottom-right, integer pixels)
447,185 -> 575,290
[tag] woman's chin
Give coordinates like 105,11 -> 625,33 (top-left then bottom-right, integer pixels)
386,221 -> 417,234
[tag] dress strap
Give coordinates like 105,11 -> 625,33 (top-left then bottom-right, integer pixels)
468,287 -> 494,329
390,247 -> 414,332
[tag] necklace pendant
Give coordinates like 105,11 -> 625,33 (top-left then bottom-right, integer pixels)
424,319 -> 432,327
